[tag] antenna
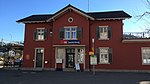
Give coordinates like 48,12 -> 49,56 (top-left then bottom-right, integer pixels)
88,0 -> 89,12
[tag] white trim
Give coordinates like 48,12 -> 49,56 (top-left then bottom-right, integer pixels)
36,28 -> 45,29
98,47 -> 110,64
68,17 -> 73,23
98,26 -> 109,27
20,21 -> 46,24
64,26 -> 77,28
53,45 -> 86,47
47,6 -> 94,22
122,39 -> 150,43
96,17 -> 130,20
34,48 -> 44,68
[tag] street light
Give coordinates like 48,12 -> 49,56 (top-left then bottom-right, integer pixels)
92,38 -> 96,75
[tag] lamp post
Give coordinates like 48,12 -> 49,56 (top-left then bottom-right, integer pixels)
92,38 -> 95,75
92,38 -> 94,53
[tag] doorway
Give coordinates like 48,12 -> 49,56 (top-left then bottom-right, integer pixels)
35,48 -> 44,68
66,48 -> 75,68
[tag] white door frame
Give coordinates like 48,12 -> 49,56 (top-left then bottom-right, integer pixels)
34,48 -> 44,68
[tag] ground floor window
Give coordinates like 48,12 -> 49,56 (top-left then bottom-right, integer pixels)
142,47 -> 150,65
96,47 -> 112,64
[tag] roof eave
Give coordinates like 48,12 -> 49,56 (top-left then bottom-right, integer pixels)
17,21 -> 46,24
46,6 -> 95,22
96,17 -> 131,20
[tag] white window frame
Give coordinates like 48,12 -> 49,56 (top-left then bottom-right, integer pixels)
99,47 -> 110,64
64,26 -> 77,40
141,47 -> 150,65
99,26 -> 109,40
36,28 -> 45,41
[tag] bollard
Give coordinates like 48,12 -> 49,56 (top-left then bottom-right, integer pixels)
140,81 -> 150,84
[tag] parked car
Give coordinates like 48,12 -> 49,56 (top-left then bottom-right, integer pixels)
0,58 -> 4,66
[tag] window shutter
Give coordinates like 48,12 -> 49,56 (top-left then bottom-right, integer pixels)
34,29 -> 38,40
59,28 -> 64,39
77,27 -> 82,38
44,29 -> 47,40
95,48 -> 100,63
108,48 -> 112,63
108,27 -> 112,38
96,27 -> 100,39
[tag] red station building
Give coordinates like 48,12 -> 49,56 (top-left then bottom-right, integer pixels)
17,5 -> 150,71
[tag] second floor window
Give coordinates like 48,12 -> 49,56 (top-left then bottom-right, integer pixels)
34,28 -> 47,41
65,27 -> 77,39
59,27 -> 82,40
96,26 -> 112,40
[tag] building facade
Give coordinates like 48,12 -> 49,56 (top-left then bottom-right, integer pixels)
17,5 -> 150,71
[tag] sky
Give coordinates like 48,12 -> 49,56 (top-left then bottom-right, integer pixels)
0,0 -> 149,42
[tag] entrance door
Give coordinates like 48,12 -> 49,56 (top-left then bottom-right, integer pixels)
35,48 -> 44,68
66,48 -> 75,68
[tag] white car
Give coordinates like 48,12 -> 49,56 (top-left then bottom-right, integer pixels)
0,58 -> 4,66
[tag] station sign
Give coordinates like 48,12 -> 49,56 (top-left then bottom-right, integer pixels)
61,40 -> 80,44
68,40 -> 80,44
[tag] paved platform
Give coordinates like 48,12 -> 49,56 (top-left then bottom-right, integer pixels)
0,70 -> 150,84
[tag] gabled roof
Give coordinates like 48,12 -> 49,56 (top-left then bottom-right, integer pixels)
47,4 -> 95,21
16,4 -> 131,23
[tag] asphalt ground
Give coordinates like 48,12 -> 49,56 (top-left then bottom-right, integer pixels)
0,70 -> 150,84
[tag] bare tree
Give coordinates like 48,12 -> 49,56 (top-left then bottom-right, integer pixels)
137,0 -> 150,28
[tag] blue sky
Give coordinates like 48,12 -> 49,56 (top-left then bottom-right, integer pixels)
0,0 -> 149,41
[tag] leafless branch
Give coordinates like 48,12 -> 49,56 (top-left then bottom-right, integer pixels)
136,11 -> 150,21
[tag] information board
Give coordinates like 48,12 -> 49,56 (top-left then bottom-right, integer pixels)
90,55 -> 97,65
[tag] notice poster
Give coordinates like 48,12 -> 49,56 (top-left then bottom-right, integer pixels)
90,55 -> 97,65
56,59 -> 62,63
75,63 -> 80,71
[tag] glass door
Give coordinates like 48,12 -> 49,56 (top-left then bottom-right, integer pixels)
66,48 -> 75,68
35,48 -> 44,68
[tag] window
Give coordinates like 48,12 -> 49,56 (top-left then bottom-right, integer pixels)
68,17 -> 73,23
36,48 -> 44,54
59,27 -> 82,40
65,27 -> 77,40
96,47 -> 112,64
142,47 -> 150,65
96,26 -> 112,39
99,48 -> 109,63
34,28 -> 47,41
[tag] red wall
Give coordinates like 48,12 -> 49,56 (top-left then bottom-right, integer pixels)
52,10 -> 90,69
90,20 -> 150,70
23,10 -> 150,70
23,23 -> 53,68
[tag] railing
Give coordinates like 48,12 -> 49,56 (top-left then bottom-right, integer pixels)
123,32 -> 150,39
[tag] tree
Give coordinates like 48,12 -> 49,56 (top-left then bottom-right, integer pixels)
137,0 -> 150,31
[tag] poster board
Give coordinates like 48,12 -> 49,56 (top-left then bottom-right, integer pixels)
90,55 -> 97,65
56,59 -> 62,63
75,63 -> 80,71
